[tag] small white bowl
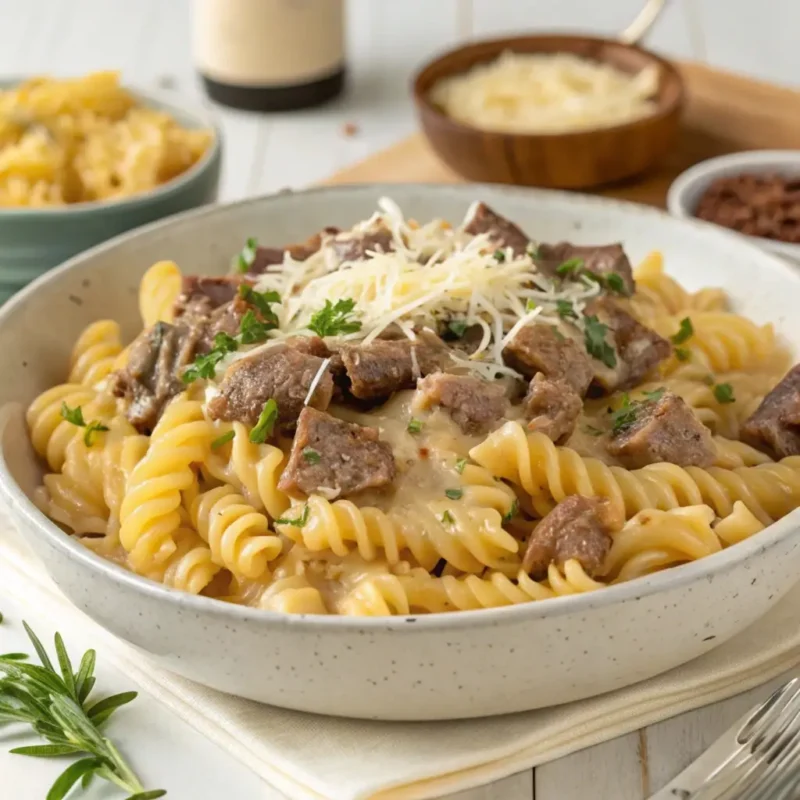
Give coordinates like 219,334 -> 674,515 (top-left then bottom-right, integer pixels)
667,150 -> 800,263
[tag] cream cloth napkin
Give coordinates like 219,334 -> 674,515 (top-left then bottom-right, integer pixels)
2,521 -> 800,800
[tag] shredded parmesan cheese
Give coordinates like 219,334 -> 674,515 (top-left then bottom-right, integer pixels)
304,357 -> 331,406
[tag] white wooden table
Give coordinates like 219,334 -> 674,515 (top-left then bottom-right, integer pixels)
0,1 -> 798,797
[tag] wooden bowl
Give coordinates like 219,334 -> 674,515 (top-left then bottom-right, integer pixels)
412,34 -> 685,189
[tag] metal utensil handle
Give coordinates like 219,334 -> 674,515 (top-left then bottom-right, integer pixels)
620,0 -> 668,45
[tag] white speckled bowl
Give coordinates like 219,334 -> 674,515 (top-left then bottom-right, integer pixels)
666,150 -> 800,263
0,184 -> 798,721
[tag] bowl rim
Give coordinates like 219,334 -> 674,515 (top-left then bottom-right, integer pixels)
0,79 -> 223,217
666,149 -> 800,260
411,32 -> 686,142
2,181 -> 798,631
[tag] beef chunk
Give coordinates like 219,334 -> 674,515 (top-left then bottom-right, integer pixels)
414,372 -> 507,434
536,242 -> 634,295
278,407 -> 396,498
110,321 -> 202,433
463,201 -> 530,256
741,365 -> 800,457
522,495 -> 616,580
523,374 -> 582,443
327,225 -> 395,264
586,297 -> 670,392
207,342 -> 333,428
337,332 -> 449,399
502,323 -> 593,396
245,227 -> 339,276
606,391 -> 715,468
173,276 -> 243,322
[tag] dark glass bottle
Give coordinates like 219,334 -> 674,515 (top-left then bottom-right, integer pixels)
193,0 -> 345,112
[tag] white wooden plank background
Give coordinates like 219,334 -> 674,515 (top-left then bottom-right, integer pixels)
0,1 -> 798,797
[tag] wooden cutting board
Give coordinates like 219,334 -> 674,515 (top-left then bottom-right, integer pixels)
326,61 -> 800,208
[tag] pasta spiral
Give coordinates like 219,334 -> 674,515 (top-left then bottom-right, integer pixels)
189,485 -> 283,579
119,395 -> 210,572
138,259 -> 182,326
142,527 -> 222,595
470,422 -> 800,525
26,384 -> 115,471
277,494 -> 520,574
257,574 -> 329,614
203,421 -> 290,521
67,320 -> 123,386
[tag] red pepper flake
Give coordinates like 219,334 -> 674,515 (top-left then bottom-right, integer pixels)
342,122 -> 359,138
418,447 -> 429,459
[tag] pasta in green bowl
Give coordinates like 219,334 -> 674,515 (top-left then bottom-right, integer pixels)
1,184 -> 799,720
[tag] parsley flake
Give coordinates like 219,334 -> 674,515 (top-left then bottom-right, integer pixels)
60,402 -> 85,427
526,299 -> 538,312
455,457 -> 467,474
445,488 -> 463,500
239,309 -> 273,345
556,257 -> 584,276
642,387 -> 666,403
503,498 -> 519,523
275,505 -> 310,528
60,403 -> 108,446
713,383 -> 736,404
308,298 -> 362,337
583,315 -> 617,368
234,237 -> 259,273
407,418 -> 423,434
526,243 -> 540,260
610,394 -> 639,434
448,319 -> 468,338
674,347 -> 691,362
239,284 -> 280,328
249,398 -> 278,443
671,317 -> 694,345
83,421 -> 109,446
211,430 -> 235,450
604,272 -> 626,294
493,249 -> 506,262
303,448 -> 321,464
555,299 -> 577,320
441,510 -> 455,525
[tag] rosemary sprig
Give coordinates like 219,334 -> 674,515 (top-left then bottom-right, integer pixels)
0,621 -> 165,799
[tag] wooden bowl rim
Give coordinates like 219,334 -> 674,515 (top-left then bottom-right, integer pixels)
412,33 -> 686,142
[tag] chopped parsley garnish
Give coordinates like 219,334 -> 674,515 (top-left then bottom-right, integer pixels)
303,447 -> 321,464
555,299 -> 577,320
526,299 -> 538,312
584,425 -> 605,436
493,249 -> 506,262
239,284 -> 280,328
234,237 -> 258,273
674,347 -> 691,362
407,418 -> 423,434
275,505 -> 310,528
713,383 -> 736,404
238,309 -> 272,345
671,317 -> 694,345
583,315 -> 617,368
455,457 -> 467,474
308,298 -> 362,337
441,510 -> 455,525
83,421 -> 109,447
182,331 -> 238,384
526,243 -> 540,260
642,387 -> 666,403
448,319 -> 468,338
60,402 -> 85,427
445,488 -> 463,500
610,394 -> 638,434
249,398 -> 278,443
60,402 -> 108,446
211,430 -> 235,450
604,272 -> 626,294
503,498 -> 519,523
556,257 -> 584,276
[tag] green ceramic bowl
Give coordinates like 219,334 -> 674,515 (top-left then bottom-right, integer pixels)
0,84 -> 222,303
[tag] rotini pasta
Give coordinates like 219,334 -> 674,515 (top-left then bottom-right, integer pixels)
27,199 -> 799,615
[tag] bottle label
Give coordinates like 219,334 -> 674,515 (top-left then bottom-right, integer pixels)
194,0 -> 344,87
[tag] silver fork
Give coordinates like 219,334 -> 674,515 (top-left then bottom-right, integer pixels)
651,678 -> 800,799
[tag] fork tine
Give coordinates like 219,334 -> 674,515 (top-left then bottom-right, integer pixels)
738,679 -> 800,744
751,685 -> 800,759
